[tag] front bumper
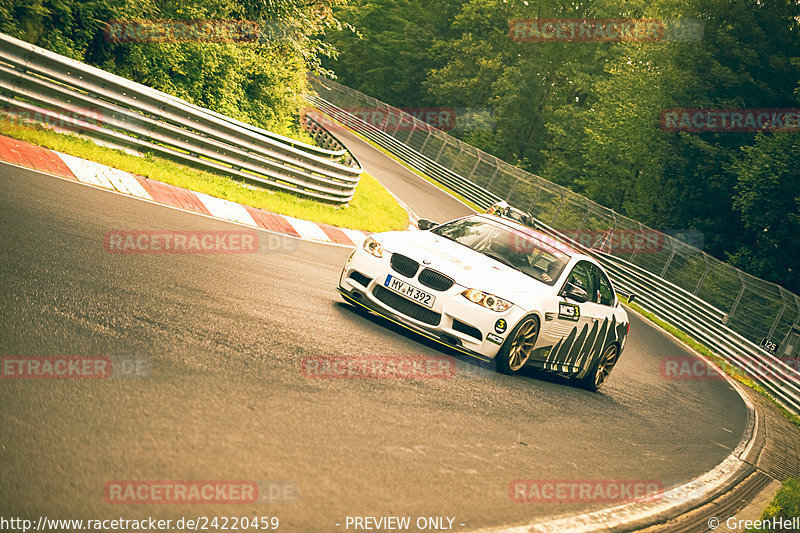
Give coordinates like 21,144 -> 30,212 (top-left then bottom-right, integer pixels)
338,247 -> 528,361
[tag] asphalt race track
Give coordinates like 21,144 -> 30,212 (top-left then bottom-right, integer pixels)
0,158 -> 748,531
328,127 -> 474,222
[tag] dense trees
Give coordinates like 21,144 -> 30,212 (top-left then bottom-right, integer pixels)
0,0 -> 346,136
324,0 -> 800,293
0,0 -> 796,291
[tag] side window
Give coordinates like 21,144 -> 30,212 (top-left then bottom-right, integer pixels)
591,265 -> 614,306
564,261 -> 594,296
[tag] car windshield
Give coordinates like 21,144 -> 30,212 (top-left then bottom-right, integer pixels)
432,216 -> 570,285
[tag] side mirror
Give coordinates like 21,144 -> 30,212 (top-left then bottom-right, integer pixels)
417,218 -> 439,230
562,283 -> 589,303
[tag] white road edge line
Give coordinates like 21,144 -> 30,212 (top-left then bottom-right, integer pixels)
470,306 -> 758,533
310,107 -> 479,215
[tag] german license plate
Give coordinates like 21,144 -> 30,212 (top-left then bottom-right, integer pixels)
384,275 -> 435,308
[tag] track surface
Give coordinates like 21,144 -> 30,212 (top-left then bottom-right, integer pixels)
0,160 -> 747,531
330,128 -> 473,222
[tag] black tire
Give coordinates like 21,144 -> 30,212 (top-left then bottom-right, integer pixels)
578,343 -> 620,391
496,315 -> 540,375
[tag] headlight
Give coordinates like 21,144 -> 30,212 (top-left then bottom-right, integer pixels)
462,289 -> 513,312
362,236 -> 383,258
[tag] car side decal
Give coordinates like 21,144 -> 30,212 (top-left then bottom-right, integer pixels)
545,315 -> 627,373
558,302 -> 581,321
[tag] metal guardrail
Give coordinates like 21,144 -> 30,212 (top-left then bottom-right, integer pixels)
0,33 -> 362,203
306,95 -> 502,210
307,77 -> 800,414
300,111 -> 358,168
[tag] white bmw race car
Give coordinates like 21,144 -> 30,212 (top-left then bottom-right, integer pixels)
337,214 -> 630,391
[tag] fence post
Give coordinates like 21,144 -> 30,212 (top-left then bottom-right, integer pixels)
434,137 -> 447,162
576,206 -> 590,233
725,279 -> 747,325
605,215 -> 618,254
486,161 -> 500,190
694,263 -> 709,295
551,193 -> 566,227
506,169 -> 521,201
405,120 -> 418,144
390,109 -> 405,136
628,223 -> 645,263
467,153 -> 482,181
527,179 -> 543,213
450,144 -> 465,174
419,128 -> 433,154
767,304 -> 787,341
660,240 -> 677,277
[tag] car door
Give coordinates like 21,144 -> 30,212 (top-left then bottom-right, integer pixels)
574,264 -> 625,373
538,260 -> 595,372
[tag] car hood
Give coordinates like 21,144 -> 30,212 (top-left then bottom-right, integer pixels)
378,230 -> 554,305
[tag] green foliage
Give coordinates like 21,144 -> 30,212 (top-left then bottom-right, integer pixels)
322,0 -> 466,106
325,0 -> 800,293
0,0 -> 347,137
747,478 -> 800,533
731,132 -> 800,293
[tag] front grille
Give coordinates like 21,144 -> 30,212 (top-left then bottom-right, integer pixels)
390,253 -> 419,278
418,268 -> 455,291
348,270 -> 372,287
452,319 -> 482,341
372,285 -> 441,326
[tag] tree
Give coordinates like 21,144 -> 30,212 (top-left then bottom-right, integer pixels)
730,131 -> 800,293
322,0 -> 465,107
0,0 -> 347,136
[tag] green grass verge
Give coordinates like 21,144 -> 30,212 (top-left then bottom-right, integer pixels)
0,120 -> 409,233
746,478 -> 800,532
618,295 -> 800,429
323,118 -> 483,214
